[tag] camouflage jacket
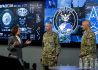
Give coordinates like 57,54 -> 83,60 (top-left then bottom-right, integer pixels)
80,30 -> 96,57
41,31 -> 61,66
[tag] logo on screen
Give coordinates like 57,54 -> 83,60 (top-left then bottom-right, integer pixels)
53,7 -> 78,34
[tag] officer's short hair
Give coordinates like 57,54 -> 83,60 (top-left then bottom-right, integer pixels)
83,20 -> 91,27
46,22 -> 52,26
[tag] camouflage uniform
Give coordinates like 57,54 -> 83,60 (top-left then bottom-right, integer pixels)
80,30 -> 96,67
41,31 -> 61,67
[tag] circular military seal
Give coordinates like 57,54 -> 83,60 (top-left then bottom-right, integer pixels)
53,7 -> 78,34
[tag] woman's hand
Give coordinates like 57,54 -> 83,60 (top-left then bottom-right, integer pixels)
25,40 -> 32,45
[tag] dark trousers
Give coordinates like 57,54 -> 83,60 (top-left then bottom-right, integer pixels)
8,54 -> 29,69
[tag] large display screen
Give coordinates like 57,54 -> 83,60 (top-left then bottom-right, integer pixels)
85,0 -> 98,43
45,0 -> 85,43
0,0 -> 98,44
45,0 -> 98,44
0,1 -> 44,42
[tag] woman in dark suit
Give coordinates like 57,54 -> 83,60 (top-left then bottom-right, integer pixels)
8,25 -> 31,59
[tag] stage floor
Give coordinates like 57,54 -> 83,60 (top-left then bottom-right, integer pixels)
0,45 -> 97,70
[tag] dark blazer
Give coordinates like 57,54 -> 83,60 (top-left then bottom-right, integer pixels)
8,36 -> 26,59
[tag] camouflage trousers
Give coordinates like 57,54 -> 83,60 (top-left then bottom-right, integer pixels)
41,54 -> 58,67
81,54 -> 96,68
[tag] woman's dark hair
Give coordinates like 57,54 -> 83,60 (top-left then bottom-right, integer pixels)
11,25 -> 19,36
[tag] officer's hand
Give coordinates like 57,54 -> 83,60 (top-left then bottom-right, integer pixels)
79,54 -> 87,58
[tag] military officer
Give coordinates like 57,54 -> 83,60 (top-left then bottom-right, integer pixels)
41,22 -> 61,70
80,20 -> 96,68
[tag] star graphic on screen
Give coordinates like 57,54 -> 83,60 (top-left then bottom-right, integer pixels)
88,6 -> 98,34
89,6 -> 98,20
